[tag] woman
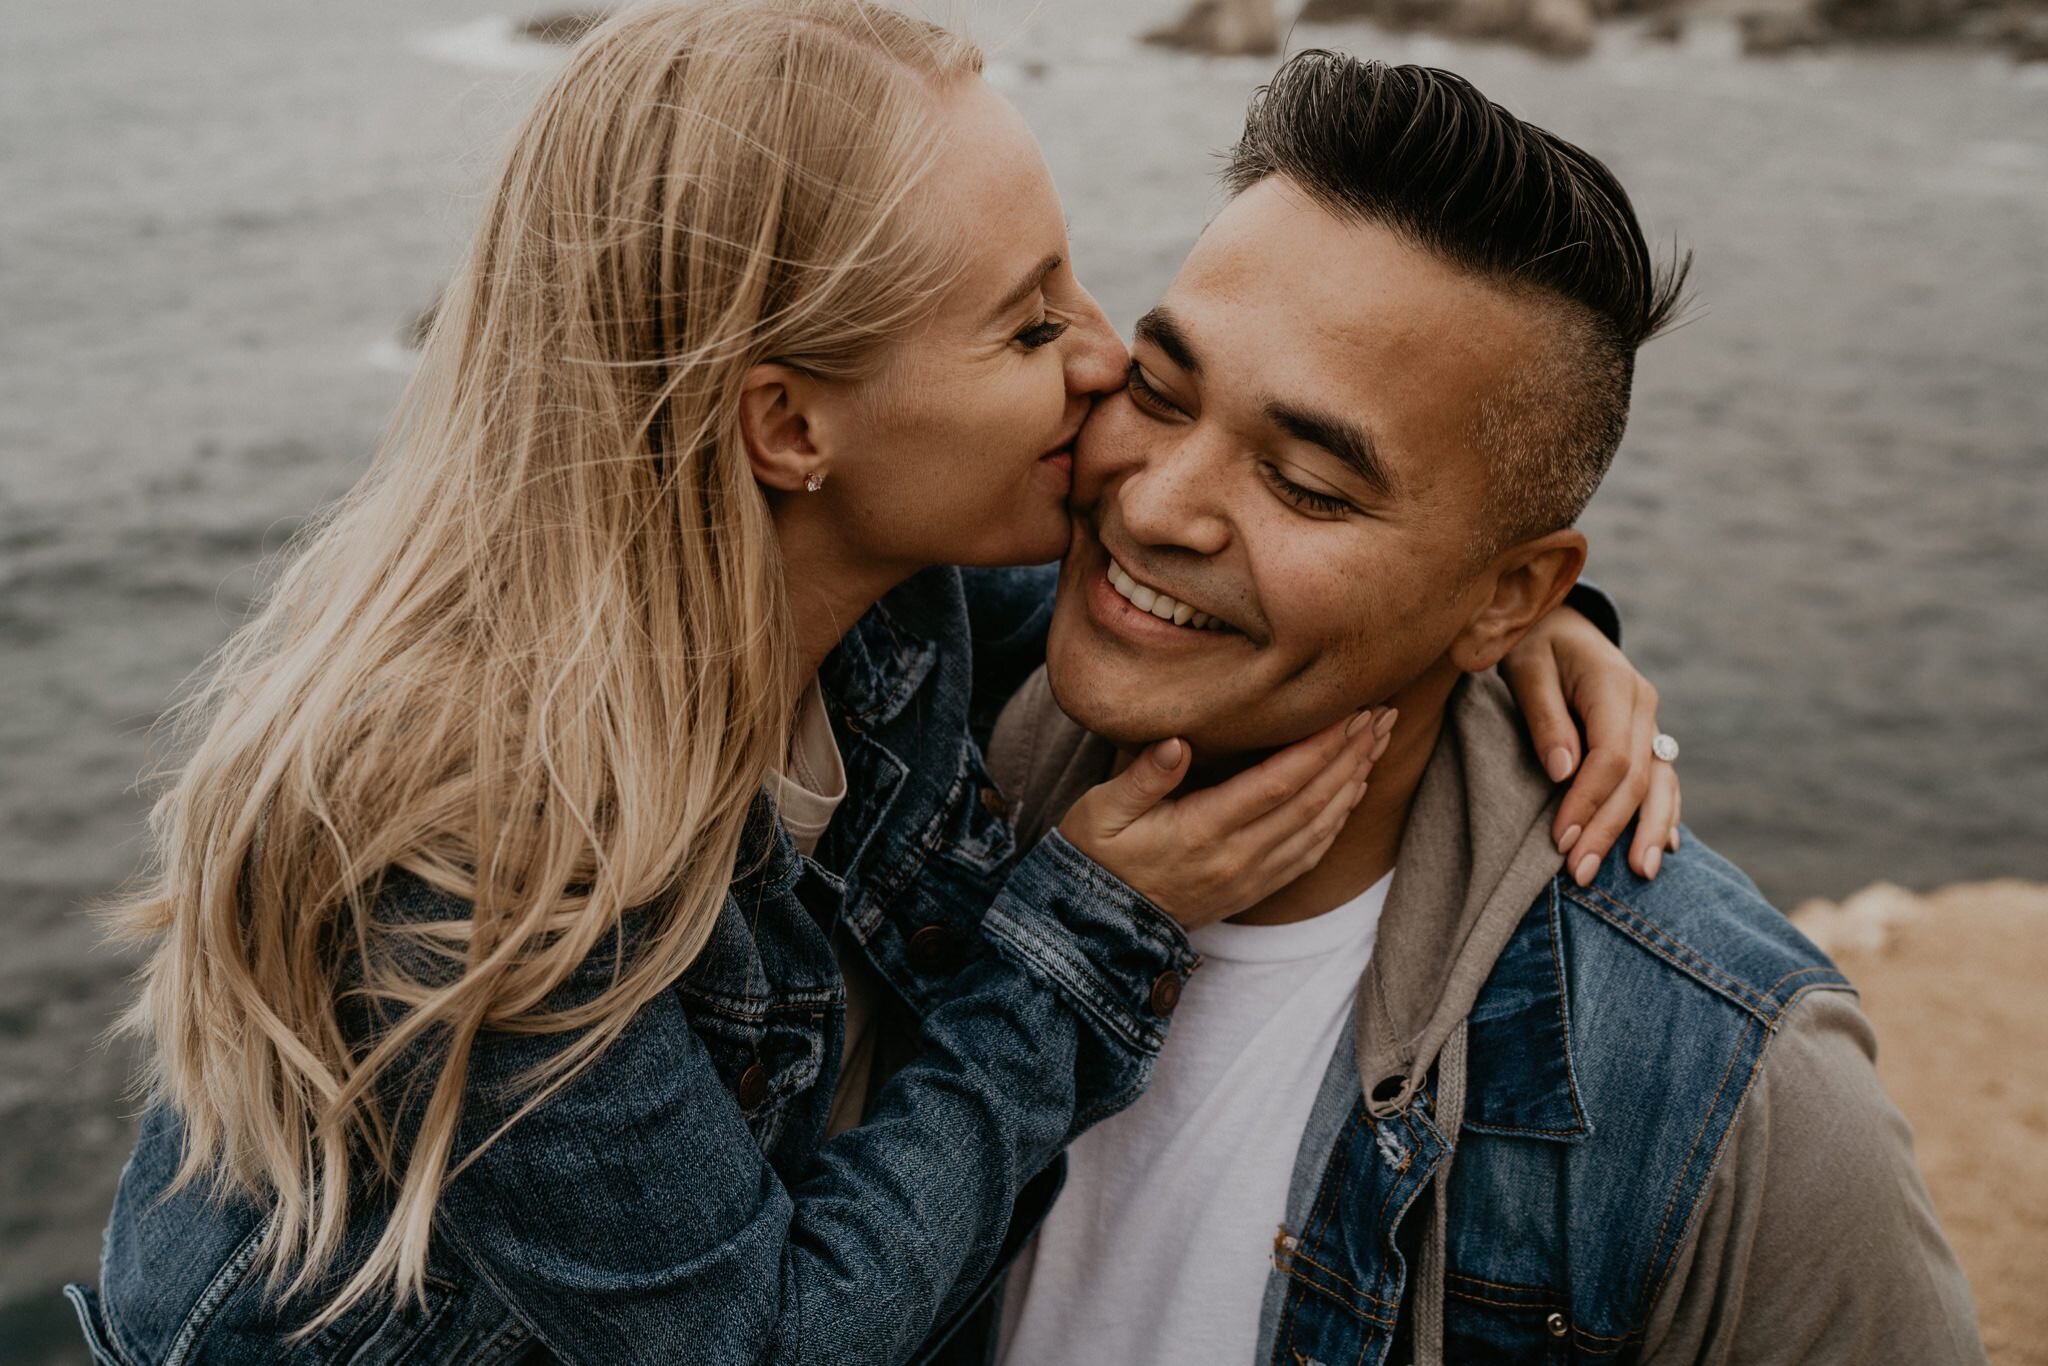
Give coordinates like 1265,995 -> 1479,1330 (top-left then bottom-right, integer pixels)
72,4 -> 1675,1363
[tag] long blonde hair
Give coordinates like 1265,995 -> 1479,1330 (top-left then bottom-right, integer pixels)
114,0 -> 981,1323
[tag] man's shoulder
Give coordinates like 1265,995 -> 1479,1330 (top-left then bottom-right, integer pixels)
1557,831 -> 1849,1026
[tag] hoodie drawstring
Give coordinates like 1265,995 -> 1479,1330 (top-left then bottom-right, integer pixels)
1414,1018 -> 1469,1366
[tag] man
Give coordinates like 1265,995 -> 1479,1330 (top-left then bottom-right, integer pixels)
974,54 -> 1984,1365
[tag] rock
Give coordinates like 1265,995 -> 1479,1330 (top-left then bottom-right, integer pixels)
1739,8 -> 1832,50
2000,8 -> 2048,58
519,11 -> 610,46
1141,0 -> 1282,54
1522,0 -> 1599,51
1297,0 -> 1385,19
1790,881 -> 1932,957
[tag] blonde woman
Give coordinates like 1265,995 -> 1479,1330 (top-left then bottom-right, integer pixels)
72,4 -> 1676,1363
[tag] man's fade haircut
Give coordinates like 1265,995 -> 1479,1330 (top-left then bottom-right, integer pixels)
1222,53 -> 1690,557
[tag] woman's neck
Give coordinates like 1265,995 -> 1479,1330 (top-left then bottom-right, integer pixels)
775,499 -> 921,685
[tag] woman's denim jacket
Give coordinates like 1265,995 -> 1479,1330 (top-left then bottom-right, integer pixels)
70,565 -> 1196,1366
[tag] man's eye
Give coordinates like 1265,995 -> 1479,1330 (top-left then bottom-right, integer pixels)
1015,318 -> 1070,350
1261,463 -> 1353,518
1125,360 -> 1186,418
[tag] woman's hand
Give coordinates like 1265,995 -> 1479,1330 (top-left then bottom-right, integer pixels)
1059,708 -> 1396,932
1501,608 -> 1680,886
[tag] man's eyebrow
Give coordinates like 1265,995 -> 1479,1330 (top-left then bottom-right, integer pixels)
1265,400 -> 1396,499
1133,307 -> 1202,376
987,253 -> 1063,324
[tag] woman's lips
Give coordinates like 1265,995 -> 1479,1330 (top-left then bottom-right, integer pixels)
1033,442 -> 1074,495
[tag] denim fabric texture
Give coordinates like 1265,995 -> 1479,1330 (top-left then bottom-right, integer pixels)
73,565 -> 1199,1366
1260,836 -> 1851,1366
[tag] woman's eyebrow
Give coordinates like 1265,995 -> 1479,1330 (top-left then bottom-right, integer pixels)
986,253 -> 1063,324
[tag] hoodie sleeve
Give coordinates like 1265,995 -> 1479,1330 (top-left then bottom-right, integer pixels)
1635,990 -> 1987,1365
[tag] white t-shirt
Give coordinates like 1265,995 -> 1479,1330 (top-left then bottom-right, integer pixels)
996,872 -> 1393,1366
763,681 -> 881,1138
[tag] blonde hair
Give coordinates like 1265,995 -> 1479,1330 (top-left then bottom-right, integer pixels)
113,0 -> 981,1326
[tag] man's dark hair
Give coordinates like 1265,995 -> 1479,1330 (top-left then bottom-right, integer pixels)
1223,53 -> 1690,555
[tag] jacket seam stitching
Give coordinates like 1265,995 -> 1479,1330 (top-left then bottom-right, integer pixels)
1633,1012 -> 1759,1312
1570,886 -> 1774,1013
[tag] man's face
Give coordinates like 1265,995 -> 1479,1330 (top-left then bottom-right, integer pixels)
1046,176 -> 1551,756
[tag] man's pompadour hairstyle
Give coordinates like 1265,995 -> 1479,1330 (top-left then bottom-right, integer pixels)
1223,53 -> 1691,553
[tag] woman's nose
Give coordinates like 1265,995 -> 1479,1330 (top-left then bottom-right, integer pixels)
1064,291 -> 1129,399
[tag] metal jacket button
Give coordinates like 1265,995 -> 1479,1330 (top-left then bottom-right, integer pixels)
1149,970 -> 1183,1016
907,924 -> 957,974
1546,1312 -> 1569,1338
737,1060 -> 769,1110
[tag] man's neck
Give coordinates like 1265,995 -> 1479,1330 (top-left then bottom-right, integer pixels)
1188,667 -> 1460,927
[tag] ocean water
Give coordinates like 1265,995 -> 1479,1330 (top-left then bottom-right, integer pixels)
2,0 -> 2043,1358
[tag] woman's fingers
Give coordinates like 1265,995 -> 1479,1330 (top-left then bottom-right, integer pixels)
1551,673 -> 1635,854
1265,768 -> 1368,884
1234,709 -> 1389,850
1178,707 -> 1378,834
1078,737 -> 1191,836
1630,760 -> 1681,879
1564,691 -> 1658,885
1500,637 -> 1581,783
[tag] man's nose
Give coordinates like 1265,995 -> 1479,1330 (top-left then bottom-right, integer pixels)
1118,436 -> 1231,558
1063,289 -> 1129,400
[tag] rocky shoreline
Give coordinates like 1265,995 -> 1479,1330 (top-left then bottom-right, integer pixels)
1141,0 -> 2048,58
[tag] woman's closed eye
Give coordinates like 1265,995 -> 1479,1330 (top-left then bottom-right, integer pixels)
1014,315 -> 1071,350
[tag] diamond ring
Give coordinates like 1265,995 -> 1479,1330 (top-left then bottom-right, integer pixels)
1652,733 -> 1680,763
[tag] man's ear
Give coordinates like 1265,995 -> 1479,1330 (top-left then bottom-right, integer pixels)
739,363 -> 838,494
1449,529 -> 1589,674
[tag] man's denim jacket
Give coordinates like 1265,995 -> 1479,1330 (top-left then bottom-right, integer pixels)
69,565 -> 1197,1366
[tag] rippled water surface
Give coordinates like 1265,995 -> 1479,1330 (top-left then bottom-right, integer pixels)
2,0 -> 2043,1357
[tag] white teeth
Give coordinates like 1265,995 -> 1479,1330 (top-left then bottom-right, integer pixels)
1105,555 -> 1227,632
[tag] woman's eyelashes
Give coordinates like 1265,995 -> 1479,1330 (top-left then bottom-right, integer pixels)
1014,316 -> 1071,350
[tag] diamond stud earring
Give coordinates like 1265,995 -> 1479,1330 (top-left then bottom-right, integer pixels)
804,472 -> 826,492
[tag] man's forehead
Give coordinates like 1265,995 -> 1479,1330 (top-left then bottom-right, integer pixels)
1161,183 -> 1536,431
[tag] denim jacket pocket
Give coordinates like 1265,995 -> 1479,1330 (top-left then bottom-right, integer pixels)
930,741 -> 1017,876
681,996 -> 825,1143
1443,1271 -> 1578,1364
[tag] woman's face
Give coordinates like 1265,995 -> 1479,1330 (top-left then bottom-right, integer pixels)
832,77 -> 1128,571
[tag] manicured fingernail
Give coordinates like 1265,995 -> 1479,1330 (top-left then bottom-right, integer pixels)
1671,829 -> 1682,852
1350,779 -> 1369,808
1368,729 -> 1392,762
1346,709 -> 1373,738
1557,824 -> 1582,854
1545,747 -> 1574,783
1644,847 -> 1662,879
1575,853 -> 1599,885
1151,738 -> 1183,769
1374,708 -> 1399,738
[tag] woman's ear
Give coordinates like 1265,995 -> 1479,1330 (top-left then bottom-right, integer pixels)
740,363 -> 834,493
1450,529 -> 1589,673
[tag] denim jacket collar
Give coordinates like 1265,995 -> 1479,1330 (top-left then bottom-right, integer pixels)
820,580 -> 942,734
